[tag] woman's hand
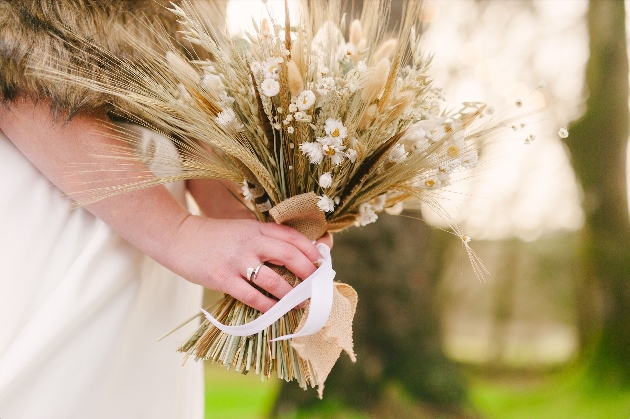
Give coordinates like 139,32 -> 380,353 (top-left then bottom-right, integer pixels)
163,216 -> 324,312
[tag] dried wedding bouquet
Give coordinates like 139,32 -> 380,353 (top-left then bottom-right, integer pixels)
36,0 -> 536,397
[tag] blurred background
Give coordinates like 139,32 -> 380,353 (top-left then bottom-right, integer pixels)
202,0 -> 630,417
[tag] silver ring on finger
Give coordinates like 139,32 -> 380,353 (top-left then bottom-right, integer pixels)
246,263 -> 264,282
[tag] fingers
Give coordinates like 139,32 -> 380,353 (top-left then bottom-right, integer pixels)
259,238 -> 319,279
226,278 -> 277,313
316,232 -> 333,249
250,265 -> 294,300
259,223 -> 322,262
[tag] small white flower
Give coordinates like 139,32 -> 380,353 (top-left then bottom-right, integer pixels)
341,42 -> 356,57
324,118 -> 348,139
241,180 -> 253,201
356,61 -> 368,72
216,108 -> 244,131
515,99 -> 523,108
262,57 -> 280,79
438,162 -> 456,181
261,78 -> 280,97
250,61 -> 262,73
388,143 -> 407,163
460,149 -> 479,167
287,126 -> 295,134
219,91 -> 235,107
297,90 -> 316,111
345,66 -> 368,92
346,148 -> 358,163
201,73 -> 223,93
419,174 -> 441,189
319,172 -> 333,188
318,136 -> 347,165
355,202 -> 378,226
294,111 -> 312,122
558,127 -> 569,138
300,142 -> 324,164
316,77 -> 335,96
320,66 -> 329,76
446,144 -> 461,160
317,195 -> 335,212
277,107 -> 283,114
284,114 -> 294,123
288,103 -> 298,113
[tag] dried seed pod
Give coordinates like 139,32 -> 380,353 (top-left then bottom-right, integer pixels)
362,58 -> 390,104
287,60 -> 304,97
372,38 -> 397,63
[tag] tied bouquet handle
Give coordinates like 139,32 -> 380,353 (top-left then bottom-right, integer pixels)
193,193 -> 357,398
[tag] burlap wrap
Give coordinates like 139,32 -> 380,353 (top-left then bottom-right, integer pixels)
269,193 -> 358,398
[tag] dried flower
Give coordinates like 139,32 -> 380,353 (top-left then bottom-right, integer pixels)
419,174 -> 441,189
346,148 -> 358,163
316,77 -> 335,96
355,202 -> 378,226
262,57 -> 280,79
300,141 -> 324,164
317,195 -> 335,212
294,111 -> 312,122
297,90 -> 316,111
216,108 -> 243,131
558,127 -> 569,138
287,126 -> 294,134
318,136 -> 347,165
241,180 -> 253,201
261,78 -> 280,97
388,143 -> 407,163
460,149 -> 478,167
288,104 -> 298,113
319,172 -> 333,188
324,118 -> 348,139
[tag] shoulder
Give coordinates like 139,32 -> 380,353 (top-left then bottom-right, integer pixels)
0,0 -> 179,116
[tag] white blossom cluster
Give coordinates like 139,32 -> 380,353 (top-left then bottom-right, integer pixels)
251,57 -> 284,97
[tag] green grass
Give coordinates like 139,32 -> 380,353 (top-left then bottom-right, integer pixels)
204,362 -> 630,419
469,369 -> 630,419
205,362 -> 280,419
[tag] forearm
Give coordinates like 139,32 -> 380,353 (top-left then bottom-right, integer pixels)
187,178 -> 253,220
0,97 -> 190,262
1,97 -> 325,312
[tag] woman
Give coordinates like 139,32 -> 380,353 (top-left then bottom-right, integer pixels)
0,1 -> 328,417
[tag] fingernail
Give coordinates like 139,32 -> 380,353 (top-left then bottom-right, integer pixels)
313,259 -> 324,268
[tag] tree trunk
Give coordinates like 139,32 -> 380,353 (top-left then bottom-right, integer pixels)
565,0 -> 630,385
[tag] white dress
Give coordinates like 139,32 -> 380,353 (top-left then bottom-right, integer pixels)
0,126 -> 204,419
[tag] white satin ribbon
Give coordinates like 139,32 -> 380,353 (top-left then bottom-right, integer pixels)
200,243 -> 335,341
